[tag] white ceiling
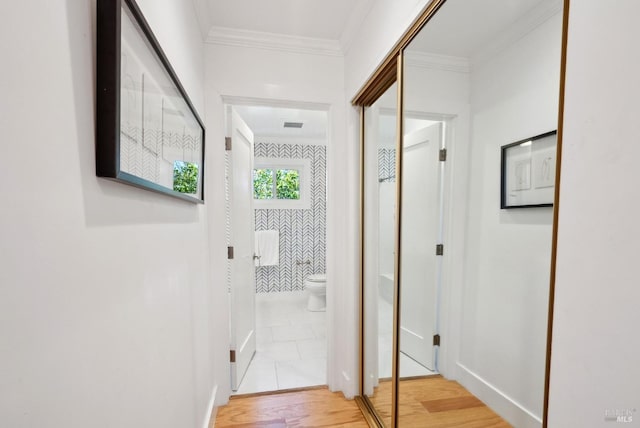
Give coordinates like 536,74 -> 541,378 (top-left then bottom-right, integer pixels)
407,0 -> 561,58
200,0 -> 365,41
233,105 -> 328,142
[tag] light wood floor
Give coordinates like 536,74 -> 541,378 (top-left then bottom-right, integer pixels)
214,377 -> 512,427
367,375 -> 512,427
214,386 -> 369,427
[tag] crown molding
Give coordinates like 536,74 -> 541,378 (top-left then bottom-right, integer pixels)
471,0 -> 563,67
404,51 -> 471,74
378,107 -> 456,122
206,26 -> 343,57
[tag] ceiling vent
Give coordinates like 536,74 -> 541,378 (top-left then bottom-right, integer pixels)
283,121 -> 304,129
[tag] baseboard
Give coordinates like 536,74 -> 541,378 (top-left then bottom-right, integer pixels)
203,385 -> 218,428
341,370 -> 356,399
456,362 -> 542,428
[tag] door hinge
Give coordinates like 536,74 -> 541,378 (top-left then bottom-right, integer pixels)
230,350 -> 236,363
225,137 -> 232,151
439,148 -> 447,161
436,244 -> 444,256
433,334 -> 441,347
227,246 -> 234,259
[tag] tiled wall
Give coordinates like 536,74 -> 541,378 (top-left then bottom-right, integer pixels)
254,142 -> 326,293
378,148 -> 396,182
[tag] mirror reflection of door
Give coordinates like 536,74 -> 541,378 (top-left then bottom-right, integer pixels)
399,122 -> 443,376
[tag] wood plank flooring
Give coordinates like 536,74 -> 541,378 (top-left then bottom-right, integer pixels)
367,376 -> 512,427
215,377 -> 512,427
214,386 -> 369,427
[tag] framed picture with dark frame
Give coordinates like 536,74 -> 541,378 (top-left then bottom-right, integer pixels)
96,0 -> 205,203
500,130 -> 557,209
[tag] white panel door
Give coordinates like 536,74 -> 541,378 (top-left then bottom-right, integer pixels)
227,106 -> 256,391
399,122 -> 443,371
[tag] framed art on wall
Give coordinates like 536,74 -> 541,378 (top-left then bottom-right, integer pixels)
501,130 -> 557,209
96,0 -> 205,203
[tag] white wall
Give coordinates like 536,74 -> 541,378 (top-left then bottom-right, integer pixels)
0,0 -> 222,427
548,1 -> 640,427
458,13 -> 562,427
203,43 -> 359,397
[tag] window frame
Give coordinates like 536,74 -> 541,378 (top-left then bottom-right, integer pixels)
253,157 -> 311,209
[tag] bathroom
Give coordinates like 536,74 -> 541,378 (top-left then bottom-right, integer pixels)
227,104 -> 329,394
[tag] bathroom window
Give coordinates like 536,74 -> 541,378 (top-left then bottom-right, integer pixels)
253,157 -> 310,209
253,169 -> 299,200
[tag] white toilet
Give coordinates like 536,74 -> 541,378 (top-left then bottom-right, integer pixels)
304,273 -> 326,311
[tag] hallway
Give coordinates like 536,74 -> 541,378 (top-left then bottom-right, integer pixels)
215,377 -> 511,427
2,1 -> 638,427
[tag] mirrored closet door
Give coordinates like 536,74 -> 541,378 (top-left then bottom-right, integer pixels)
361,82 -> 398,427
397,70 -> 449,423
358,0 -> 566,426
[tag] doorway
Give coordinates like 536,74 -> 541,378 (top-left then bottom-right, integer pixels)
225,101 -> 330,394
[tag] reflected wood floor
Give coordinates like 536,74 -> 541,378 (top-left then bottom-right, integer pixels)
368,375 -> 512,427
214,386 -> 369,427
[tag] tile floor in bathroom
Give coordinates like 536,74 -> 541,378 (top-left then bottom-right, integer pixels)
234,289 -> 432,395
234,290 -> 327,395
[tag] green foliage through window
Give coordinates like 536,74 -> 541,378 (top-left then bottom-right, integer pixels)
253,169 -> 274,199
173,161 -> 199,194
276,169 -> 300,199
253,168 -> 300,200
